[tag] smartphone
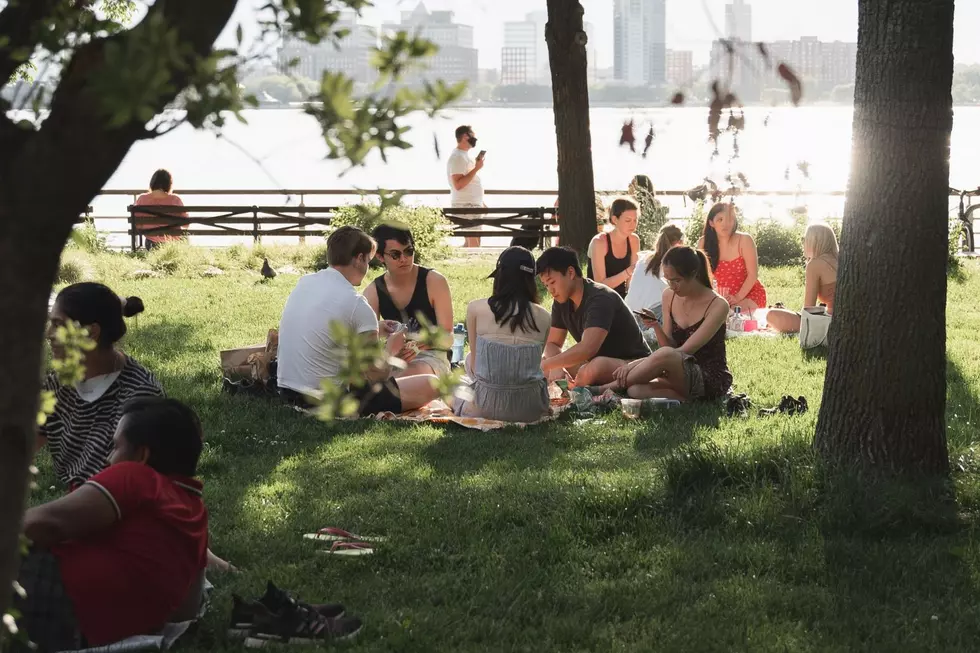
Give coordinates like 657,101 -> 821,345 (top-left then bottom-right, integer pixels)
477,150 -> 486,159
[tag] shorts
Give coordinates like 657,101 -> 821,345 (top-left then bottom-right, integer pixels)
14,549 -> 83,653
281,381 -> 403,416
680,354 -> 706,400
414,349 -> 452,377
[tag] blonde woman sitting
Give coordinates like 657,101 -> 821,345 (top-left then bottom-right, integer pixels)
767,223 -> 839,333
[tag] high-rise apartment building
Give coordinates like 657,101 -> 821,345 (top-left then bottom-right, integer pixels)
278,11 -> 378,85
382,2 -> 478,85
613,0 -> 667,86
665,50 -> 694,87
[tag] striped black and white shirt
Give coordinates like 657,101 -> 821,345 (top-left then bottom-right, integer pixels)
40,357 -> 164,486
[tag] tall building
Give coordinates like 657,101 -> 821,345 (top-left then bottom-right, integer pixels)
759,37 -> 857,94
724,0 -> 755,95
725,0 -> 752,43
502,18 -> 538,84
613,0 -> 667,87
666,50 -> 694,86
382,2 -> 478,85
278,11 -> 378,85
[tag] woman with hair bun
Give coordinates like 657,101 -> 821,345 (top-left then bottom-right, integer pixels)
39,282 -> 163,488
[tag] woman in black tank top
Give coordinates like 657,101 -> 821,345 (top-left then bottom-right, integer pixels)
598,246 -> 732,401
587,197 -> 640,298
372,267 -> 438,331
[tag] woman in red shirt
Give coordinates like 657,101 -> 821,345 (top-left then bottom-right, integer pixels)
133,169 -> 188,249
17,398 -> 209,652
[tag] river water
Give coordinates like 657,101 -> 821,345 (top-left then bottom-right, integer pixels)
91,105 -> 980,246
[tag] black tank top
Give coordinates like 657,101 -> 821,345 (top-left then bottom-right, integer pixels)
373,266 -> 438,333
587,232 -> 632,298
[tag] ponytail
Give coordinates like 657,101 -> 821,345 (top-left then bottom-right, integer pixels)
662,246 -> 714,290
694,249 -> 714,289
646,223 -> 684,276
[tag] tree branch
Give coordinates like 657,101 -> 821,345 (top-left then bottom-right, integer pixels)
9,0 -> 239,227
0,0 -> 63,84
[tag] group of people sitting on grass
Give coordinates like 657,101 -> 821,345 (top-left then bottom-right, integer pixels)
275,199 -> 839,418
15,197 -> 840,651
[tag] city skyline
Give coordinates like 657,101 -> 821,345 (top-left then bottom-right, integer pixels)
225,0 -> 980,69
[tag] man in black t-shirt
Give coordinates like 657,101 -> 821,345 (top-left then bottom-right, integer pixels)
537,247 -> 651,387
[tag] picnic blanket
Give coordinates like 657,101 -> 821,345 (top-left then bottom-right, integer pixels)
726,328 -> 784,339
364,397 -> 572,431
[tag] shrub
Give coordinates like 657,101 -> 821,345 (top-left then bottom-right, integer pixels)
67,218 -> 109,254
315,203 -> 450,270
633,188 -> 671,250
146,241 -> 215,276
57,251 -> 92,284
684,200 -> 707,245
752,220 -> 804,267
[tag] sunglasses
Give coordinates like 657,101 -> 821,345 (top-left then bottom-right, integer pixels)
385,247 -> 415,261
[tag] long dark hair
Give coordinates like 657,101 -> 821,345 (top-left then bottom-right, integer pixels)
702,203 -> 736,272
488,268 -> 540,334
663,246 -> 713,290
646,224 -> 684,276
56,282 -> 145,348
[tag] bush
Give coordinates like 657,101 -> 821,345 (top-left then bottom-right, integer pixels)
632,189 -> 670,250
146,241 -> 215,276
315,203 -> 450,270
57,251 -> 92,284
752,220 -> 804,267
67,218 -> 108,254
684,200 -> 707,245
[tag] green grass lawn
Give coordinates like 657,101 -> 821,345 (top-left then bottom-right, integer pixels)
36,251 -> 980,652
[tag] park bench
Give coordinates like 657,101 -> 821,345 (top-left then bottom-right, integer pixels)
126,204 -> 560,252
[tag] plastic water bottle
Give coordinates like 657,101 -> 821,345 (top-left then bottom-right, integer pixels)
452,323 -> 467,363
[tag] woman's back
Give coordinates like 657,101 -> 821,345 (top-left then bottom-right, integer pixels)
624,252 -> 668,313
469,299 -> 549,345
808,254 -> 838,314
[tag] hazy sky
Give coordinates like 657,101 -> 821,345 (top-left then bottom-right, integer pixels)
226,0 -> 980,69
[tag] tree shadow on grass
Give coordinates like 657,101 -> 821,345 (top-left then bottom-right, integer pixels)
801,345 -> 828,362
632,403 -> 721,457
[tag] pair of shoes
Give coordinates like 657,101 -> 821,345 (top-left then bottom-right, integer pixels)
726,393 -> 752,417
770,302 -> 786,309
759,395 -> 808,417
229,581 -> 361,646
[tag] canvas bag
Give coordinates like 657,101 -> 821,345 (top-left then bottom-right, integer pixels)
220,329 -> 279,381
799,307 -> 832,349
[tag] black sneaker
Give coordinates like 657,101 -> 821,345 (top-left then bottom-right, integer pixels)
243,601 -> 362,648
726,393 -> 751,418
229,581 -> 345,638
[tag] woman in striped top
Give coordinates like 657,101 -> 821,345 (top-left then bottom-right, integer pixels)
39,282 -> 236,573
39,283 -> 163,487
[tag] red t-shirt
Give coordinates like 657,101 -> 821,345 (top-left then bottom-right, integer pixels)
53,462 -> 209,646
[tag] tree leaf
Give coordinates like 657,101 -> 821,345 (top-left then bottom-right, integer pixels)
778,63 -> 803,106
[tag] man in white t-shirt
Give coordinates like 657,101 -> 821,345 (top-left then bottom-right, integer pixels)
277,226 -> 440,415
447,124 -> 486,248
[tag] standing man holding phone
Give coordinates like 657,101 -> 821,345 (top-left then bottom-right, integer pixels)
447,124 -> 486,248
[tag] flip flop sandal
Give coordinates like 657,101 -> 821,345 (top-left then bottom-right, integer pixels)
319,541 -> 376,556
303,527 -> 386,543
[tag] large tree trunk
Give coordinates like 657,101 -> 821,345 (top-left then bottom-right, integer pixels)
0,0 -> 239,622
814,0 -> 953,474
0,194 -> 71,623
545,0 -> 597,254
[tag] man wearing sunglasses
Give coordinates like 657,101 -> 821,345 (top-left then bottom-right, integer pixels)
447,124 -> 486,248
363,224 -> 455,380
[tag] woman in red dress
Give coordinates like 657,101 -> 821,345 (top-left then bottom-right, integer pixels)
698,203 -> 767,313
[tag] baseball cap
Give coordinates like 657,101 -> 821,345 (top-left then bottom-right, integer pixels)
487,246 -> 536,278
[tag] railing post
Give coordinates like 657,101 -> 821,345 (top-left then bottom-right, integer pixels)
298,193 -> 306,245
253,207 -> 260,244
129,194 -> 138,253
